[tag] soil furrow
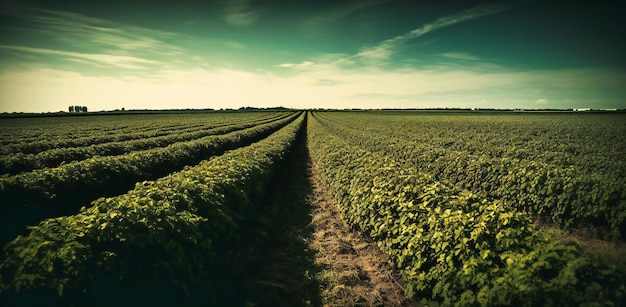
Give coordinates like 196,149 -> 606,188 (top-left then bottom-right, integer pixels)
308,162 -> 413,306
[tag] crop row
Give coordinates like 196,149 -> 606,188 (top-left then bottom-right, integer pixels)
0,117 -> 150,146
316,112 -> 625,182
307,113 -> 625,305
0,118 -> 187,148
319,112 -> 626,179
0,112 -> 300,245
0,116 -> 193,152
0,112 -> 285,156
0,112 -> 292,175
315,112 -> 626,238
0,113 -> 305,305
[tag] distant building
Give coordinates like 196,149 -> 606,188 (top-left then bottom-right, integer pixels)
573,108 -> 591,112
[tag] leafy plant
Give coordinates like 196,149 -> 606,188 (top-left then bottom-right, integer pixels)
308,112 -> 625,305
0,113 -> 305,305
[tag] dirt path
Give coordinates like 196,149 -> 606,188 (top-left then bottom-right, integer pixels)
308,163 -> 413,306
232,120 -> 413,306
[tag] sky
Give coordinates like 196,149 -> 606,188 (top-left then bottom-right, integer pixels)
0,0 -> 625,112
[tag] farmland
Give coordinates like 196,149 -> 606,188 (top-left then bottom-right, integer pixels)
1,110 -> 625,306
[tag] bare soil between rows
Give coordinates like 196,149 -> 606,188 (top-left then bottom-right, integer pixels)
245,121 -> 413,306
307,161 -> 414,306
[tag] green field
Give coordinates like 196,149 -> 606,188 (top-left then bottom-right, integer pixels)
1,111 -> 625,306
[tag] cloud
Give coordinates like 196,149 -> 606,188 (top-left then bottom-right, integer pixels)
0,5 -> 187,71
222,0 -> 266,26
275,61 -> 314,68
0,4 -> 277,77
25,8 -> 181,54
438,52 -> 480,61
222,41 -> 246,49
350,2 -> 517,62
354,47 -> 393,62
536,98 -> 548,104
0,45 -> 155,69
3,61 -> 624,113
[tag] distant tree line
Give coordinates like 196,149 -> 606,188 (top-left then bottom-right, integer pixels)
69,106 -> 88,113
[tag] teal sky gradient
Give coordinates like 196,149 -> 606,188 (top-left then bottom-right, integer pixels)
1,0 -> 625,112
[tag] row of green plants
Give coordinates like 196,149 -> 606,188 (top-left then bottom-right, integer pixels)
0,113 -> 305,305
1,119 -> 192,151
0,112 -> 292,175
0,117 -> 151,147
315,112 -> 626,238
0,112 -> 286,156
0,113 -> 299,245
307,113 -> 625,305
319,112 -> 625,179
0,116 -> 196,153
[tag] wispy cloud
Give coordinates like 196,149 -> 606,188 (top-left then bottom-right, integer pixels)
347,2 -> 517,63
20,8 -> 182,55
0,45 -> 155,69
222,0 -> 266,26
1,63 -> 624,112
222,41 -> 246,49
275,61 -> 314,68
1,2 -> 277,76
438,52 -> 480,61
0,4 -> 188,72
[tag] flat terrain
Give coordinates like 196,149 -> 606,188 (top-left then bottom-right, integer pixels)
1,110 -> 625,306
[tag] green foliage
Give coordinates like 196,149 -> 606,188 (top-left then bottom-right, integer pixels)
0,113 -> 305,304
314,112 -> 626,239
307,112 -> 625,305
0,112 -> 290,174
0,112 -> 299,245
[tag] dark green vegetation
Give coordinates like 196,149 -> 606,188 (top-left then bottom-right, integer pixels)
1,112 -> 321,306
308,112 -> 626,305
0,112 -> 297,244
316,111 -> 626,239
0,112 -> 289,174
1,110 -> 625,306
